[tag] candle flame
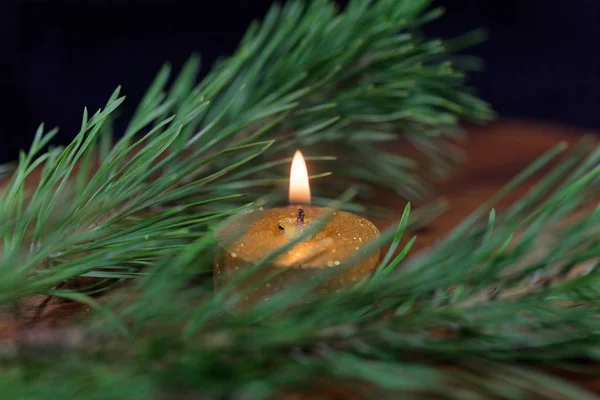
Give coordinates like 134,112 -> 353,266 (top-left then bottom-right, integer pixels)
289,150 -> 311,204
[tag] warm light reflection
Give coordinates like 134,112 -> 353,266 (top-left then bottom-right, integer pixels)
289,150 -> 311,204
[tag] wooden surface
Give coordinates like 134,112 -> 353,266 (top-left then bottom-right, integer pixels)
1,119 -> 598,395
377,119 -> 584,242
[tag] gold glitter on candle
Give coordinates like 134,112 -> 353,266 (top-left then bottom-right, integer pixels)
214,205 -> 380,309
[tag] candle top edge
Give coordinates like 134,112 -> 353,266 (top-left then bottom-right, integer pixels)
215,205 -> 380,268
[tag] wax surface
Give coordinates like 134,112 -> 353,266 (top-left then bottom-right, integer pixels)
214,206 -> 380,307
217,206 -> 379,268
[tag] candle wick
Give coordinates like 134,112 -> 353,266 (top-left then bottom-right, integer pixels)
296,208 -> 305,236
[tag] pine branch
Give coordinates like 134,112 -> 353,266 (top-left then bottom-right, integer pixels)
2,140 -> 600,399
9,1 -> 600,399
0,0 -> 488,303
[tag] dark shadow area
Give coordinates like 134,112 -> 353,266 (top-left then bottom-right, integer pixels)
1,0 -> 598,162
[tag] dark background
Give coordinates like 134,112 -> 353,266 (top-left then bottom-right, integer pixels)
1,0 -> 599,163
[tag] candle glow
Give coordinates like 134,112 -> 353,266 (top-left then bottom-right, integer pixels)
289,150 -> 311,204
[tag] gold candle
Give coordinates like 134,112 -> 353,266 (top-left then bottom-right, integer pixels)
214,151 -> 380,308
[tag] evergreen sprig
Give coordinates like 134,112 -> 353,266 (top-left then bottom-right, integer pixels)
0,0 -> 490,309
3,0 -> 597,399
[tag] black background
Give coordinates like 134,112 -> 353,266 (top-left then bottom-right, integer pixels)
1,0 -> 599,163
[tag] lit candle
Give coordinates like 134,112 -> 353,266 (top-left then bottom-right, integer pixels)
214,151 -> 380,308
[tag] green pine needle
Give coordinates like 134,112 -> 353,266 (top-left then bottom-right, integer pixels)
2,1 -> 596,399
